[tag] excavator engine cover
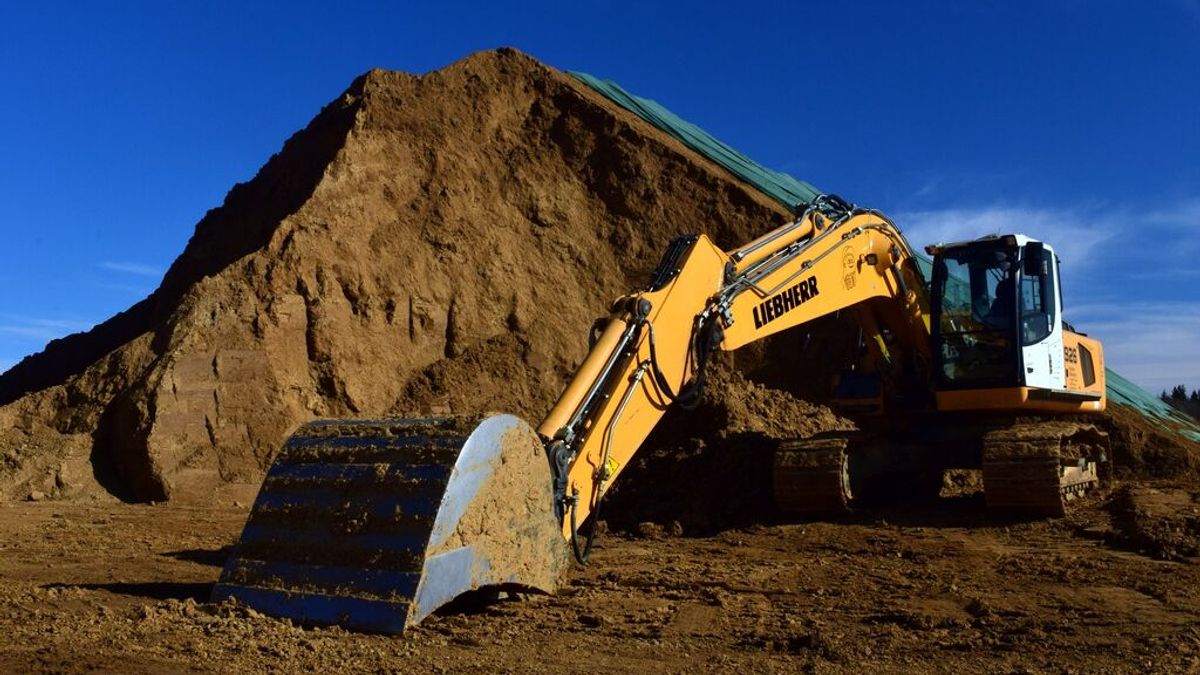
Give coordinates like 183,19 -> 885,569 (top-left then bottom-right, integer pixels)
212,414 -> 568,634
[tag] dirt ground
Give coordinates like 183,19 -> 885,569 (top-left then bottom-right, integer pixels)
2,482 -> 1197,674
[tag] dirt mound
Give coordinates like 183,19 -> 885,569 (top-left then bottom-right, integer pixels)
600,359 -> 855,534
1,48 -> 1194,509
1099,404 -> 1200,479
1107,484 -> 1200,561
0,48 -> 806,503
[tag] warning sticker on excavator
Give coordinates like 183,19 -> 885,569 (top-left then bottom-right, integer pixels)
603,456 -> 620,481
842,246 -> 856,290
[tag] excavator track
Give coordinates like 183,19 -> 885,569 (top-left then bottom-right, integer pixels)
213,414 -> 566,634
981,422 -> 1108,517
773,434 -> 853,517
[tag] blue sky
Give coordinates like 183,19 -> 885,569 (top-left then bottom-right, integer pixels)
1,1 -> 1197,393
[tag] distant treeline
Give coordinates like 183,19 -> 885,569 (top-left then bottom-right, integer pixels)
1160,385 -> 1200,421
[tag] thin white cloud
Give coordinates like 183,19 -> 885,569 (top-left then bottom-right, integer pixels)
1142,198 -> 1200,258
912,177 -> 941,199
893,205 -> 1121,268
101,282 -> 155,297
892,199 -> 1200,393
1121,268 -> 1200,281
0,315 -> 93,342
0,315 -> 90,331
0,325 -> 65,341
1146,197 -> 1200,227
1170,0 -> 1200,23
1068,300 -> 1200,394
100,261 -> 162,277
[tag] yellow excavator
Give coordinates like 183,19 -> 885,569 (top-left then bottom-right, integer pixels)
213,195 -> 1108,633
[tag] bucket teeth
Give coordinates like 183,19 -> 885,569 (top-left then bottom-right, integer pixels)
213,414 -> 568,634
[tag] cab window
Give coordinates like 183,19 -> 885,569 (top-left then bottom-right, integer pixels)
1019,247 -> 1056,345
932,246 -> 1019,387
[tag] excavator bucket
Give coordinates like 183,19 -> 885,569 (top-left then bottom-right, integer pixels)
212,414 -> 568,634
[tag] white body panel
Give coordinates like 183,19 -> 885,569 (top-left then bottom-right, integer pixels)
1020,244 -> 1066,391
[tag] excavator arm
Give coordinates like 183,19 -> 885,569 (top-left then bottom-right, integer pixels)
538,196 -> 933,543
215,194 -> 1107,633
214,196 -> 946,633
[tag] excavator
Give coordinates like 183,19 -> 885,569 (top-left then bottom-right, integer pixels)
212,195 -> 1108,633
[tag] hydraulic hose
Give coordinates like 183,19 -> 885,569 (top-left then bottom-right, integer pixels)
644,314 -> 721,411
568,491 -> 600,563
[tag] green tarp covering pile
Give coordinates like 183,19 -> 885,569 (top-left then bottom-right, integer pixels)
1106,369 -> 1200,441
569,71 -> 822,210
571,70 -> 1200,440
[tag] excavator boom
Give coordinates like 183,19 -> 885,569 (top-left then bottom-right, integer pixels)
540,198 -> 931,533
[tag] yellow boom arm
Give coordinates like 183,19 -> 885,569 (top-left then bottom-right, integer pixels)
536,197 -> 932,540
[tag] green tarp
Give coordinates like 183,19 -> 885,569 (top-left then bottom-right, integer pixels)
1106,369 -> 1200,441
569,71 -> 822,209
571,69 -> 1200,440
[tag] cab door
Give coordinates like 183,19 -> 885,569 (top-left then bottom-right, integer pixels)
1018,242 -> 1066,390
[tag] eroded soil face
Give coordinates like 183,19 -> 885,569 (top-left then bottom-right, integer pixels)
0,48 -> 795,505
2,484 -> 1197,673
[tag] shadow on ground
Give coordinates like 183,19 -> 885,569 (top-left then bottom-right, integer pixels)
45,581 -> 213,602
163,546 -> 233,567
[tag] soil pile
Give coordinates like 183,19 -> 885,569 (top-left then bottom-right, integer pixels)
1100,404 -> 1200,478
0,48 -> 803,503
1107,484 -> 1200,560
601,359 -> 856,534
0,48 -> 1195,508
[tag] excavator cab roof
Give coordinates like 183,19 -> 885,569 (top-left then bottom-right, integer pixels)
925,233 -> 1042,257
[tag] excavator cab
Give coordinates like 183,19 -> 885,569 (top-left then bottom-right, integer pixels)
926,234 -> 1107,516
928,235 -> 1027,390
927,234 -> 1101,411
